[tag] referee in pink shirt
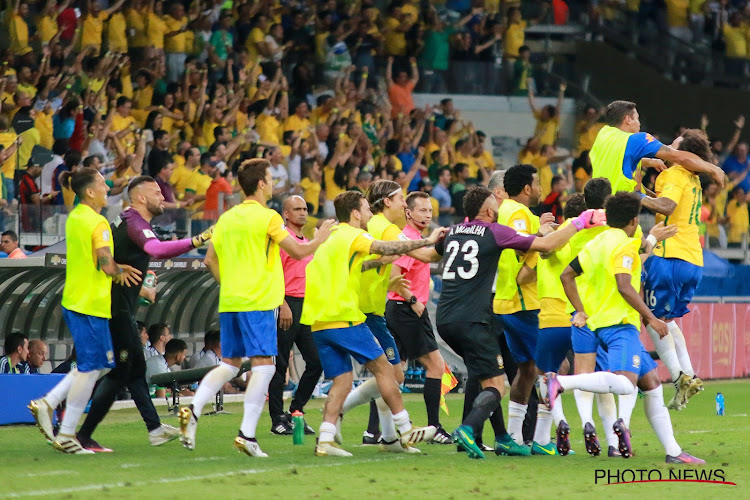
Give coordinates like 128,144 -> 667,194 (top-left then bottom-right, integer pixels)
385,192 -> 452,443
268,196 -> 323,436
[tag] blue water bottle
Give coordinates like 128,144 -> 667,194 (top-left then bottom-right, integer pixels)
716,392 -> 725,416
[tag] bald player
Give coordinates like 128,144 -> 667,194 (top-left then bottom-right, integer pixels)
268,196 -> 323,435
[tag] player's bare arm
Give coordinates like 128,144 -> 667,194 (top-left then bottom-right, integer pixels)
654,145 -> 724,187
639,221 -> 678,260
370,227 -> 447,256
640,194 -> 677,216
361,255 -> 398,271
516,264 -> 536,286
278,219 -> 336,260
204,242 -> 220,283
614,273 -> 668,337
561,264 -> 587,327
95,247 -> 142,287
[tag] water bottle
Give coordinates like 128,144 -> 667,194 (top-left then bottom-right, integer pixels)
138,271 -> 156,306
716,392 -> 725,416
292,410 -> 305,445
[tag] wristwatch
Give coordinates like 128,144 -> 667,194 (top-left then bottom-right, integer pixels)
408,296 -> 417,305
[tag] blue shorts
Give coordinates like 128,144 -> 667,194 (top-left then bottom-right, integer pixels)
219,310 -> 278,358
62,307 -> 115,373
499,310 -> 539,365
644,256 -> 702,320
365,314 -> 400,365
595,324 -> 658,377
313,323 -> 385,379
535,327 -> 572,373
572,324 -> 598,354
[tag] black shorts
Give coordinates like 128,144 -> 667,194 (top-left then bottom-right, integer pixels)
108,314 -> 147,381
437,322 -> 505,382
385,300 -> 439,360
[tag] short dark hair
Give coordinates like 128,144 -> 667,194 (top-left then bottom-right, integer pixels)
204,330 -> 220,348
165,338 -> 187,356
605,191 -> 641,229
4,331 -> 27,356
563,193 -> 587,219
405,191 -> 429,210
367,179 -> 401,214
605,100 -> 637,127
213,126 -> 225,141
551,175 -> 564,188
200,152 -> 213,166
519,45 -> 530,54
334,191 -> 365,223
678,129 -> 712,162
154,129 -> 169,142
1,230 -> 18,242
52,139 -> 70,156
128,175 -> 157,194
504,164 -> 536,197
463,185 -> 493,221
116,96 -> 131,108
64,150 -> 81,168
453,163 -> 467,177
148,323 -> 170,346
583,177 -> 611,209
237,159 -> 270,196
60,167 -> 99,199
136,321 -> 147,333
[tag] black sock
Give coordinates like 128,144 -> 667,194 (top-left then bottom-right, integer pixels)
238,430 -> 257,442
489,403 -> 507,440
462,377 -> 484,441
423,377 -> 441,427
463,387 -> 501,434
366,400 -> 380,434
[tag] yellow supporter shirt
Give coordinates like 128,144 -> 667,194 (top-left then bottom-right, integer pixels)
148,12 -> 167,49
324,165 -> 346,201
455,151 -> 479,178
0,131 -> 18,178
37,14 -> 57,44
652,166 -> 703,266
35,109 -> 54,149
256,113 -> 282,145
576,121 -> 604,152
726,199 -> 749,244
127,8 -> 148,48
724,25 -> 747,59
476,149 -> 496,171
164,15 -> 188,53
186,169 -> 212,213
133,85 -> 153,110
300,177 -> 321,214
82,12 -> 108,50
666,0 -> 689,28
108,12 -> 128,52
384,17 -> 407,56
504,21 -> 527,58
10,14 -> 29,55
170,164 -> 195,199
246,27 -> 266,61
533,110 -> 560,147
284,114 -> 311,138
212,200 -> 289,312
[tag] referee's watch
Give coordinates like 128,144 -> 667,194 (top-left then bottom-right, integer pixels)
408,296 -> 418,305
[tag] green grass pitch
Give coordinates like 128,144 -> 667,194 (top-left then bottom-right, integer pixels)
1,380 -> 747,499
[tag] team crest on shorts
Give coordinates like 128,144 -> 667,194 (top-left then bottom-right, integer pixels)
119,349 -> 129,363
632,355 -> 641,369
386,347 -> 396,360
107,350 -> 115,363
497,354 -> 504,370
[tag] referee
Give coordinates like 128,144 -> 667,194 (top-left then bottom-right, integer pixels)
268,196 -> 322,435
76,176 -> 213,452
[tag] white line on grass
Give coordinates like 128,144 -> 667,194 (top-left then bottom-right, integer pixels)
23,471 -> 77,478
3,456 -> 404,498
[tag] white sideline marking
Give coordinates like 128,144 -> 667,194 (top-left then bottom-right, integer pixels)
729,414 -> 747,417
2,457 -> 403,498
192,456 -> 227,462
23,471 -> 77,478
119,463 -> 142,469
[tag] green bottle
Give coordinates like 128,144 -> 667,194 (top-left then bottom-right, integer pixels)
292,410 -> 304,445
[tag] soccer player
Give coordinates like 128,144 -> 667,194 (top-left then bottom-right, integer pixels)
543,192 -> 705,464
385,191 -> 452,443
74,175 -> 214,452
29,168 -> 142,454
179,159 -> 334,458
640,129 -> 710,410
302,191 -> 443,457
589,100 -> 724,193
438,185 -> 605,459
492,164 -> 553,450
268,195 -> 323,435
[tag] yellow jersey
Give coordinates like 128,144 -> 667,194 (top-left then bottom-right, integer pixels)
164,15 -> 188,53
300,177 -> 321,214
170,164 -> 196,199
726,199 -> 749,244
653,165 -> 703,266
533,110 -> 559,147
126,8 -> 148,48
324,166 -> 346,201
493,199 -> 540,314
577,228 -> 642,330
82,12 -> 108,50
212,200 -> 288,312
284,114 -> 311,138
61,204 -> 113,318
504,21 -> 527,58
360,214 -> 401,316
108,12 -> 128,52
0,131 -> 18,178
537,220 -> 574,328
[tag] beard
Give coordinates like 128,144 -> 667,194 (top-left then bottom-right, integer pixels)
147,202 -> 165,216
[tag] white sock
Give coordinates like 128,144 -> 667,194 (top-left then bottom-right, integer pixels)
375,397 -> 397,442
550,395 -> 565,426
533,405 -> 553,446
647,324 -> 682,381
573,390 -> 594,428
643,385 -> 682,456
668,321 -> 694,377
596,393 -> 619,448
45,368 -> 78,407
319,421 -> 336,443
342,378 -> 380,415
558,372 -> 634,395
392,409 -> 412,435
240,365 -> 275,438
58,370 -> 100,436
508,401 -> 528,445
193,362 -> 240,416
618,388 -> 638,427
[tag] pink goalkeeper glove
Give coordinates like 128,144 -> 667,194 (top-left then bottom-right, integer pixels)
571,209 -> 606,231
